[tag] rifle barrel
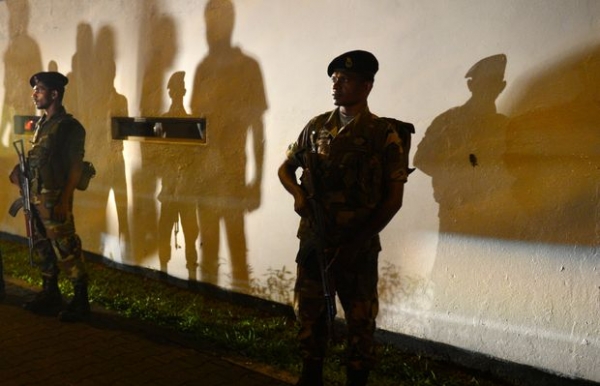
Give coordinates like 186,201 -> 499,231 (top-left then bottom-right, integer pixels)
13,139 -> 35,267
304,148 -> 336,339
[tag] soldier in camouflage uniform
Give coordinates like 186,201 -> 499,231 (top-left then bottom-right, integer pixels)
10,72 -> 90,322
278,51 -> 408,386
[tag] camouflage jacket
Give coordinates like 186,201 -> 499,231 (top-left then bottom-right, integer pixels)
28,108 -> 86,194
287,107 -> 407,247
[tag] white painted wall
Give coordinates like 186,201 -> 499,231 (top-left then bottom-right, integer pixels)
0,0 -> 599,381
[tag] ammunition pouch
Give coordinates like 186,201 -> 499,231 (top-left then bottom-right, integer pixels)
76,161 -> 96,191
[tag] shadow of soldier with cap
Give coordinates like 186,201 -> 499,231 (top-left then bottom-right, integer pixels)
9,71 -> 91,322
414,54 -> 512,239
413,55 -> 516,328
279,50 -> 410,386
157,71 -> 200,280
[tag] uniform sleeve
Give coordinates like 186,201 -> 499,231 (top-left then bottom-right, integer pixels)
383,128 -> 408,183
285,120 -> 313,168
63,120 -> 86,163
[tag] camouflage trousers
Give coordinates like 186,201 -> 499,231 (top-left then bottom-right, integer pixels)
31,192 -> 87,283
294,238 -> 379,371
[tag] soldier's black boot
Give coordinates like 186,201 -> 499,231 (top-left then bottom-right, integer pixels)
346,367 -> 370,386
296,359 -> 324,386
23,275 -> 62,315
58,280 -> 90,323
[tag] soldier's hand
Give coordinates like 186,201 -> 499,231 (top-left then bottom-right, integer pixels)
293,190 -> 311,218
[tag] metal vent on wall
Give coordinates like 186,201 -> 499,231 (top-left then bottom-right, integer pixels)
111,117 -> 206,143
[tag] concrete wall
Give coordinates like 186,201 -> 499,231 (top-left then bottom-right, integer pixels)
0,0 -> 599,381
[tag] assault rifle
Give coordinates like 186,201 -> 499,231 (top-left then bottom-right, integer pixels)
302,129 -> 337,339
8,139 -> 35,266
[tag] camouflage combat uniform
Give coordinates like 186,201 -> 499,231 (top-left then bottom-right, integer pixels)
287,106 -> 407,372
28,107 -> 87,283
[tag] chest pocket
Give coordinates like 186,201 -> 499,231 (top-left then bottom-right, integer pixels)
325,135 -> 383,208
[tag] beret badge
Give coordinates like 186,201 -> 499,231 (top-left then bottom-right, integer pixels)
345,57 -> 353,69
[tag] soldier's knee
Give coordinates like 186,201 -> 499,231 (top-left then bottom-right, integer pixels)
53,235 -> 82,262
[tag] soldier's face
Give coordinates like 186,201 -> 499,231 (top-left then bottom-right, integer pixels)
331,71 -> 372,108
31,82 -> 57,110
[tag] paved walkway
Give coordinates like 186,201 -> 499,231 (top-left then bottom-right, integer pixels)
0,278 -> 294,386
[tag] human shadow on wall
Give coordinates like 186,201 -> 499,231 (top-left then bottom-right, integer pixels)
0,0 -> 42,149
135,2 -> 178,264
157,71 -> 200,280
505,46 -> 600,246
190,0 -> 267,291
64,23 -> 93,125
0,0 -> 42,230
66,24 -> 130,260
79,25 -> 130,260
414,54 -> 514,240
412,54 -> 516,319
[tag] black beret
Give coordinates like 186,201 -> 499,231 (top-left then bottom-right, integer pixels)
29,71 -> 69,90
327,50 -> 379,79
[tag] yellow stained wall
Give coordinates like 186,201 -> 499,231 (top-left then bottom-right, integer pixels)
0,0 -> 599,381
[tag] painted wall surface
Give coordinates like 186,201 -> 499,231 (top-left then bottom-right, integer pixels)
0,0 -> 599,381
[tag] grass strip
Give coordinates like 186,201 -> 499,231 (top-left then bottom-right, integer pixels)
0,237 -> 507,386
